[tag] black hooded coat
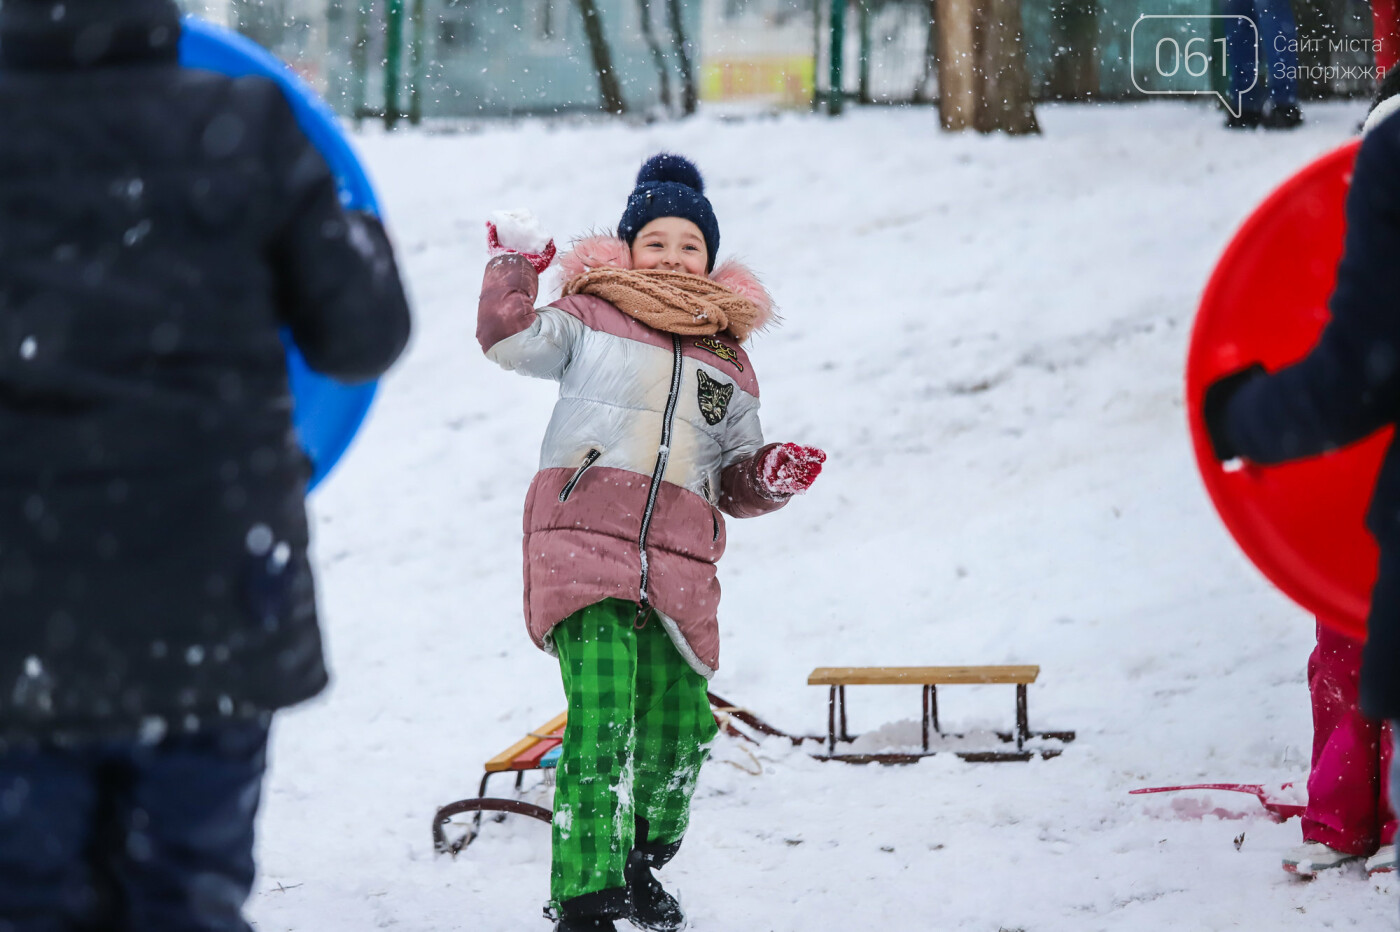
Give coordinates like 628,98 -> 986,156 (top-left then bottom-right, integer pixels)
0,0 -> 412,738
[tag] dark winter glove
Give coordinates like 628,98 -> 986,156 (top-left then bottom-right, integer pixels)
486,220 -> 556,275
1203,364 -> 1266,462
757,443 -> 827,497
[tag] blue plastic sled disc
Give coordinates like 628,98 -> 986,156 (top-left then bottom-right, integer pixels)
179,16 -> 381,491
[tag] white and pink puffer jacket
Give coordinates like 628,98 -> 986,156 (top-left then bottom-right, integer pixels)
477,235 -> 788,677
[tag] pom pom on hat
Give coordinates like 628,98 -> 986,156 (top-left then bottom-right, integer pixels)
636,153 -> 706,194
618,152 -> 720,272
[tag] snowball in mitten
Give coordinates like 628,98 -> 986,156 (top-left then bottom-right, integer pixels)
486,208 -> 556,274
758,443 -> 826,497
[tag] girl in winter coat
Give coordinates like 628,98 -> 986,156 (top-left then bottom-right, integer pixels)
477,154 -> 825,932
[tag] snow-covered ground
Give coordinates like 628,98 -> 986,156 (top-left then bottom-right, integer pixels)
246,100 -> 1398,930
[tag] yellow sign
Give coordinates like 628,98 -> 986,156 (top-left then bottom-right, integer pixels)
701,56 -> 816,108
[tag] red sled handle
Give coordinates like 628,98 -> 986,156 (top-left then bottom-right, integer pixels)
1130,783 -> 1306,822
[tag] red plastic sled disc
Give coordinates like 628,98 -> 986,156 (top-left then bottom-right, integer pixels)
1187,138 -> 1385,640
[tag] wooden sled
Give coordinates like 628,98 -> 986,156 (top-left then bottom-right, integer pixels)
431,692 -> 801,854
808,665 -> 1077,764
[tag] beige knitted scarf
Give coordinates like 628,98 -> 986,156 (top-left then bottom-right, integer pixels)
562,269 -> 763,342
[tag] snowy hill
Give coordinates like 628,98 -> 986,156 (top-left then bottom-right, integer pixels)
246,101 -> 1396,930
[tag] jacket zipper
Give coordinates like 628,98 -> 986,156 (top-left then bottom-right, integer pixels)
701,478 -> 720,543
636,335 -> 684,623
558,448 -> 600,503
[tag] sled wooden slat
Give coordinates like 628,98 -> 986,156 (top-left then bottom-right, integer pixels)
513,736 -> 564,770
808,664 -> 1073,763
483,711 -> 567,773
807,665 -> 1041,686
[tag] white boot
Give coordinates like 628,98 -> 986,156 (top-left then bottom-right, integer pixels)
1282,841 -> 1359,877
1366,844 -> 1396,876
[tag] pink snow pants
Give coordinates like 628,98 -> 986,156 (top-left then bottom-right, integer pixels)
1303,621 -> 1396,856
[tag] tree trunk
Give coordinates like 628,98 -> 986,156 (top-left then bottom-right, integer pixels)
1045,0 -> 1096,100
575,0 -> 627,114
936,0 -> 1038,134
856,0 -> 872,104
935,0 -> 976,129
917,0 -> 939,103
350,0 -> 371,126
635,0 -> 673,112
408,0 -> 426,125
384,0 -> 403,129
665,0 -> 698,115
975,0 -> 1038,134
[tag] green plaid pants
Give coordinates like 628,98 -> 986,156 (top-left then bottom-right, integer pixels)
549,599 -> 718,905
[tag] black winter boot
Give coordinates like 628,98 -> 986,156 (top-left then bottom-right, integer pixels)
1224,109 -> 1262,130
1262,104 -> 1303,130
551,887 -> 629,931
626,819 -> 686,932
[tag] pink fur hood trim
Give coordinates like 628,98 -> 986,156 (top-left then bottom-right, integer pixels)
558,233 -> 777,339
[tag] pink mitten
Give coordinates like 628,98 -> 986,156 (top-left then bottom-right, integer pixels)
486,220 -> 556,274
759,443 -> 826,496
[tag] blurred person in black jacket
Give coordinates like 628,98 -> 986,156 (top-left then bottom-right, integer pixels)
0,0 -> 411,928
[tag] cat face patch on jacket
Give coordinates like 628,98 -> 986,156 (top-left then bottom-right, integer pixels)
694,336 -> 743,371
696,370 -> 734,426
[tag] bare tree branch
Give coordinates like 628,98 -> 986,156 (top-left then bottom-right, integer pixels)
575,0 -> 628,114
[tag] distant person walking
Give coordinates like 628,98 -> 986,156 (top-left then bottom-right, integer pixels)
1220,0 -> 1304,129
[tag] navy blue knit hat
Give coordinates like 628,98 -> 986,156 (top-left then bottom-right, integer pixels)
618,154 -> 720,272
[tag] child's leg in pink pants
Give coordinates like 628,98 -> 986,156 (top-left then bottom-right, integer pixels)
1303,620 -> 1397,855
